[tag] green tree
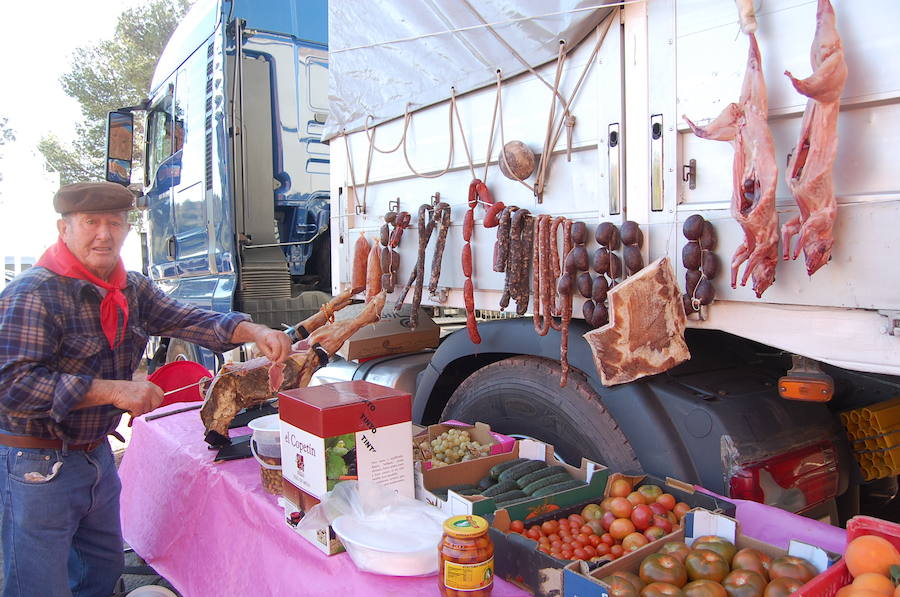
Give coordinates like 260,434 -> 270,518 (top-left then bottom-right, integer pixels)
39,0 -> 191,185
0,116 -> 16,186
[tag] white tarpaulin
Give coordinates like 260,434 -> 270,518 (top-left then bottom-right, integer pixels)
323,0 -> 619,140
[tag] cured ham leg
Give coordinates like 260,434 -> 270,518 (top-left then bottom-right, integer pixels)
782,0 -> 847,276
201,292 -> 386,446
684,34 -> 779,298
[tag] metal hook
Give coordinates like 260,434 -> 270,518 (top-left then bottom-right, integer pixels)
430,191 -> 441,207
388,198 -> 400,213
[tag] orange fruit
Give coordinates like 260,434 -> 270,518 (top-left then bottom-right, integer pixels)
851,572 -> 894,596
845,535 -> 900,578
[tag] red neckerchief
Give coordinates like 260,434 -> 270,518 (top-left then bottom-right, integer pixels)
36,236 -> 129,349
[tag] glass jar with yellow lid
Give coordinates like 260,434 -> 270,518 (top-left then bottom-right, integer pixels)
439,514 -> 494,596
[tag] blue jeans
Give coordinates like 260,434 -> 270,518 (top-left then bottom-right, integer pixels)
0,442 -> 123,597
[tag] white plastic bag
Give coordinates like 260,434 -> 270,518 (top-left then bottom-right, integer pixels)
299,481 -> 446,576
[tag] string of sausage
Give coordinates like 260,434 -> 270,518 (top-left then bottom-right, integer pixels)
380,211 -> 410,293
394,203 -> 442,330
463,180 -> 490,344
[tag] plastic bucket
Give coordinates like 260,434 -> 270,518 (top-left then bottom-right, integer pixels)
147,361 -> 212,407
248,414 -> 283,495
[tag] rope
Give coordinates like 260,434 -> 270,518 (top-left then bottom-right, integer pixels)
342,132 -> 363,214
450,88 -> 478,181
402,96 -> 457,179
364,113 -> 406,154
535,41 -> 569,202
481,71 -> 503,183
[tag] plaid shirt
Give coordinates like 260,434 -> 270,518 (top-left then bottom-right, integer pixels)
0,267 -> 250,443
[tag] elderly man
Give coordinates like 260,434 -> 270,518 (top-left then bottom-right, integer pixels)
0,182 -> 291,597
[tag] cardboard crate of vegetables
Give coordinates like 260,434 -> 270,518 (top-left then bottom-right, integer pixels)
562,508 -> 836,597
487,474 -> 734,597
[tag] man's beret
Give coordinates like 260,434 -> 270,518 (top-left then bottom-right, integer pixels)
53,182 -> 135,215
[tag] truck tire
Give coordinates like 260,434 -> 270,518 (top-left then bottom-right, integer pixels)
441,356 -> 641,472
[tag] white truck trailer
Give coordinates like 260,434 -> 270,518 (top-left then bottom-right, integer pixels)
321,0 -> 900,520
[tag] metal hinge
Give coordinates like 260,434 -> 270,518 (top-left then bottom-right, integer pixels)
878,310 -> 900,336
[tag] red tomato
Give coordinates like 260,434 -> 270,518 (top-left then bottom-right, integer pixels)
673,502 -> 690,520
573,548 -> 587,560
541,520 -> 557,535
551,540 -> 563,551
601,533 -> 615,546
588,534 -> 602,547
627,491 -> 648,506
561,549 -> 573,560
631,504 -> 654,531
583,545 -> 597,559
510,520 -> 525,533
656,493 -> 676,511
568,514 -> 585,526
526,527 -> 542,540
610,544 -> 624,559
595,543 -> 610,556
580,524 -> 595,536
547,533 -> 561,543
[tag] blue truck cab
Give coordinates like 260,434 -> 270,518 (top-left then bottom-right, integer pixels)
105,0 -> 330,370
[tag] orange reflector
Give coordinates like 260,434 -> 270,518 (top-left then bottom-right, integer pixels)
778,375 -> 834,402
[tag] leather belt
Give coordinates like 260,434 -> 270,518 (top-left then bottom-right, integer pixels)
0,434 -> 105,452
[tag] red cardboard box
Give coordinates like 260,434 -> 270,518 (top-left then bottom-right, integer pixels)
279,381 -> 414,554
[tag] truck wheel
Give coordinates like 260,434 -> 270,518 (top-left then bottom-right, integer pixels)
441,356 -> 641,472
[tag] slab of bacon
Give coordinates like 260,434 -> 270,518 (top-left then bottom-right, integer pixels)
200,289 -> 384,447
684,33 -> 779,298
782,0 -> 847,276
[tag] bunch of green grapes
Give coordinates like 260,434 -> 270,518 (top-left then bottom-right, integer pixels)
425,429 -> 491,465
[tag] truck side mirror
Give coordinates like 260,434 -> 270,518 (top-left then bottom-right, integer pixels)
105,111 -> 134,185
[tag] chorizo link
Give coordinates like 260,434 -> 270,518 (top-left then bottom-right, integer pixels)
560,220 -> 574,387
351,232 -> 370,293
515,212 -> 534,315
549,216 -> 565,320
462,204 -> 481,344
493,206 -> 517,272
428,202 -> 451,294
365,238 -> 383,302
533,215 -> 552,336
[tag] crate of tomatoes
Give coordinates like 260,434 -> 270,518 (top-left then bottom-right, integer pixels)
487,473 -> 735,597
562,508 -> 836,597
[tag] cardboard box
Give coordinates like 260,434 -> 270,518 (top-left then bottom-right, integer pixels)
413,421 -> 516,471
278,492 -> 344,556
562,509 -> 837,597
279,381 -> 414,554
335,302 -> 439,360
489,475 -> 736,597
415,439 -> 608,519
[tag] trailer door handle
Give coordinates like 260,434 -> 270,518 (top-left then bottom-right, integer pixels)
166,235 -> 177,261
608,123 -> 621,215
650,114 -> 664,212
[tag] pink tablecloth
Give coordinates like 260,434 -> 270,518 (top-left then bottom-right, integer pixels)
119,404 -> 529,597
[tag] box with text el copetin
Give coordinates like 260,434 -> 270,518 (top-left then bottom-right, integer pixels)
278,381 -> 414,554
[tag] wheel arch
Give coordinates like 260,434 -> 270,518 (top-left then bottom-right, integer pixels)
413,318 -> 604,424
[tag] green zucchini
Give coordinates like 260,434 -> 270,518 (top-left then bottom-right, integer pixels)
491,489 -> 528,503
481,480 -> 518,497
498,460 -> 547,483
477,475 -> 495,491
522,472 -> 574,495
454,488 -> 481,496
516,465 -> 568,489
489,458 -> 529,480
495,496 -> 533,509
530,479 -> 588,498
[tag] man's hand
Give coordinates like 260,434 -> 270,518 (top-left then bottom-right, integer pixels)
77,379 -> 164,416
232,321 -> 292,364
111,381 -> 165,417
